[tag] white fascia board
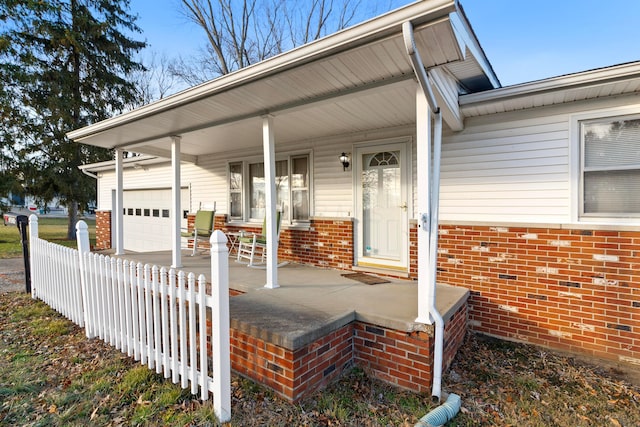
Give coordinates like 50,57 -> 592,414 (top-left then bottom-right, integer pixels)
67,0 -> 456,143
430,68 -> 463,131
460,61 -> 640,107
452,1 -> 501,88
79,155 -> 168,172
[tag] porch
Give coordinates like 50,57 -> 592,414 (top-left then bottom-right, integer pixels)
109,249 -> 469,402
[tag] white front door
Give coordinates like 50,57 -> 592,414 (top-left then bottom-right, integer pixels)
355,142 -> 409,270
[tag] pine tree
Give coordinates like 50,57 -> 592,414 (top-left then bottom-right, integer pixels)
0,0 -> 146,238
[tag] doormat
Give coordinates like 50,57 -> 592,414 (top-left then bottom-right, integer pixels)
341,272 -> 390,285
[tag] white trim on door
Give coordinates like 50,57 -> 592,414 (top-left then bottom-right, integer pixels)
354,138 -> 411,271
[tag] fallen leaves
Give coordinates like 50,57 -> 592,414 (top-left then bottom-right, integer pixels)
444,334 -> 640,426
1,292 -> 639,426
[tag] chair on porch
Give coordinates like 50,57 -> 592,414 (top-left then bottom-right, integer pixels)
181,202 -> 216,256
236,210 -> 283,267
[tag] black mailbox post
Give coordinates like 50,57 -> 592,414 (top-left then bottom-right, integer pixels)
16,215 -> 31,293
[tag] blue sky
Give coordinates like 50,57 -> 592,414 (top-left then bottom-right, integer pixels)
129,0 -> 640,87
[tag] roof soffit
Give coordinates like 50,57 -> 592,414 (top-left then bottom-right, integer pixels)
70,0 -> 499,158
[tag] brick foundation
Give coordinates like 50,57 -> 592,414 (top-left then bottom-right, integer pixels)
95,210 -> 111,250
353,302 -> 467,395
437,224 -> 640,366
354,323 -> 433,393
229,324 -> 354,402
228,304 -> 468,402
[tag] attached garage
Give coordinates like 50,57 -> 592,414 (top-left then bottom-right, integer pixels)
122,188 -> 190,252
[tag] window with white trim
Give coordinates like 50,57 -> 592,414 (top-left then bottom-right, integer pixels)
228,154 -> 310,223
581,115 -> 640,218
229,162 -> 243,220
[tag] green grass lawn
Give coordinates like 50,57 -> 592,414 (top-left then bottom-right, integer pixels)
0,217 -> 95,259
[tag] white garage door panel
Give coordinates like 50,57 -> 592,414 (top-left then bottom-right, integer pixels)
123,188 -> 190,252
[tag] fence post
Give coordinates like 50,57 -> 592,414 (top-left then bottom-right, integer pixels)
76,220 -> 93,338
28,214 -> 39,298
210,230 -> 231,423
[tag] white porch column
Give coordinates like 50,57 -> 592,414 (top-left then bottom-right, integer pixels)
171,136 -> 182,269
262,115 -> 279,289
115,148 -> 124,255
415,83 -> 433,324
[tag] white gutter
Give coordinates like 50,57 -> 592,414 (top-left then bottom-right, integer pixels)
403,20 -> 445,402
80,168 -> 98,180
460,60 -> 640,107
78,155 -> 166,173
403,22 -> 440,114
67,0 -> 456,142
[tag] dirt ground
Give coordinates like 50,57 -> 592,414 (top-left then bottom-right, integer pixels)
0,257 -> 28,294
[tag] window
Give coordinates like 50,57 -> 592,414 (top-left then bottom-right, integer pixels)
229,162 -> 243,220
291,156 -> 309,220
249,162 -> 265,219
229,154 -> 310,223
581,115 -> 640,217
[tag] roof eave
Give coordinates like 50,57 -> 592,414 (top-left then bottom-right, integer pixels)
79,155 -> 167,172
68,0 -> 457,143
460,61 -> 640,109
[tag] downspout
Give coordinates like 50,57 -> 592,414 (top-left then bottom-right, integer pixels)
402,21 -> 446,402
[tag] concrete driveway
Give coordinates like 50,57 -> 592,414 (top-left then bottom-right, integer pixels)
0,257 -> 27,293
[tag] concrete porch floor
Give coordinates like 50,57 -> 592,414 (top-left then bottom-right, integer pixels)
109,250 -> 468,351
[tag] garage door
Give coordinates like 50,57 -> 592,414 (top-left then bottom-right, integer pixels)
123,188 -> 190,252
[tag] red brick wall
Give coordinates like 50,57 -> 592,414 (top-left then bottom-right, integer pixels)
216,216 -> 354,270
95,210 -> 111,250
437,224 -> 640,366
409,221 -> 418,278
281,218 -> 353,270
443,302 -> 468,371
291,325 -> 353,401
230,324 -> 353,402
354,323 -> 433,393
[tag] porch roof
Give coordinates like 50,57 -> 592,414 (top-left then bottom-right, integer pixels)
68,0 -> 498,161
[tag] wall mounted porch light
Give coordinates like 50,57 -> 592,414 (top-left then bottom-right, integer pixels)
339,152 -> 350,171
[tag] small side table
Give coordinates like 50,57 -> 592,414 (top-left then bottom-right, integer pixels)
226,231 -> 244,256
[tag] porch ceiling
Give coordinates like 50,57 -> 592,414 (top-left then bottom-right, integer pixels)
69,0 -> 497,160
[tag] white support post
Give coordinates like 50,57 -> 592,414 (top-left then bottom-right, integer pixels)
171,136 -> 182,269
115,149 -> 124,255
415,83 -> 433,325
262,115 -> 279,289
28,214 -> 39,299
209,230 -> 231,423
76,220 -> 93,338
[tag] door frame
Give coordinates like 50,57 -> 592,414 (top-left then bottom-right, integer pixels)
353,137 -> 412,271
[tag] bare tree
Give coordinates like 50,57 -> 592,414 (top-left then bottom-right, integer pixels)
129,52 -> 182,108
174,0 -> 405,84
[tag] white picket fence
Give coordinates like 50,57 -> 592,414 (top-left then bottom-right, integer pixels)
28,215 -> 231,422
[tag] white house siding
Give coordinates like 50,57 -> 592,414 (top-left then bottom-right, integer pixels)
439,112 -> 571,224
95,126 -> 422,224
96,160 -> 225,213
186,156 -> 228,213
440,94 -> 640,225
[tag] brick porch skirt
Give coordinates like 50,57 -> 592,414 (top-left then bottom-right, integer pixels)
228,302 -> 468,402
